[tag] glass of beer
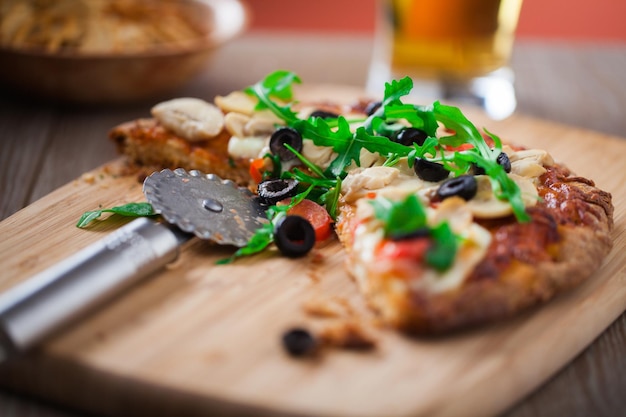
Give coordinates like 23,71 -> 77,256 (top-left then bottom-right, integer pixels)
367,0 -> 523,119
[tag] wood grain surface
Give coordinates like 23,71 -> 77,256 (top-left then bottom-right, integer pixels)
1,35 -> 625,417
0,85 -> 624,417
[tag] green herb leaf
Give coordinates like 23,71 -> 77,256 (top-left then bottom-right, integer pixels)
407,136 -> 439,168
363,77 -> 438,138
76,202 -> 155,228
249,73 -> 414,179
425,222 -> 458,271
217,221 -> 276,264
429,102 -> 530,222
320,176 -> 342,220
76,211 -> 103,228
432,102 -> 490,154
369,194 -> 427,239
245,70 -> 301,122
245,71 -> 530,223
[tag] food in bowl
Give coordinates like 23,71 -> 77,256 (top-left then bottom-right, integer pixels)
0,0 -> 247,103
1,0 -> 209,53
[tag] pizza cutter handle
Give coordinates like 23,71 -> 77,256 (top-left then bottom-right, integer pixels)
0,218 -> 186,364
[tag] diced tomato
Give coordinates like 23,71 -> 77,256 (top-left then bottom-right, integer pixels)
286,199 -> 334,242
442,143 -> 474,152
377,238 -> 430,261
249,158 -> 266,184
481,133 -> 495,147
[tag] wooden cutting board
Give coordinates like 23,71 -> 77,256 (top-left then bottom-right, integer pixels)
0,87 -> 625,417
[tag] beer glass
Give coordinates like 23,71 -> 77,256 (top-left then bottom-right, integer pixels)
367,0 -> 523,119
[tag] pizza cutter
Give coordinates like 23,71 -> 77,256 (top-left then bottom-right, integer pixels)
0,169 -> 266,363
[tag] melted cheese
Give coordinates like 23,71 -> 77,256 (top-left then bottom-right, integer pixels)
351,220 -> 386,293
411,223 -> 491,294
415,199 -> 492,294
351,196 -> 493,295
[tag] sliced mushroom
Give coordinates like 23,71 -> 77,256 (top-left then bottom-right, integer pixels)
245,113 -> 281,136
227,136 -> 266,160
509,148 -> 555,178
466,174 -> 538,219
510,148 -> 554,166
224,112 -> 250,138
151,98 -> 224,141
511,159 -> 547,178
215,91 -> 258,115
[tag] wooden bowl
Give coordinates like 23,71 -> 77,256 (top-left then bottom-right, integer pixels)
0,0 -> 248,104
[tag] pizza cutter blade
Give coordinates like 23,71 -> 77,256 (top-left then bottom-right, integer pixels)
143,168 -> 267,247
0,169 -> 266,362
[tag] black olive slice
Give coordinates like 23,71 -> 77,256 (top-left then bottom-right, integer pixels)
497,152 -> 512,173
365,100 -> 382,116
473,152 -> 512,175
309,110 -> 339,119
282,327 -> 317,357
257,178 -> 299,206
269,127 -> 303,161
471,164 -> 485,175
414,158 -> 449,182
436,175 -> 478,201
392,127 -> 428,147
274,215 -> 316,258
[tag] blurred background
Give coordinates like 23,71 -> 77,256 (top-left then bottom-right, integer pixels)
200,0 -> 626,135
244,0 -> 626,41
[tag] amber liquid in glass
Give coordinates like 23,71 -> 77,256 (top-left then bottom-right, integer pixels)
388,0 -> 522,79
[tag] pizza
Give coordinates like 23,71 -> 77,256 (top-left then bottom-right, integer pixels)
109,71 -> 614,335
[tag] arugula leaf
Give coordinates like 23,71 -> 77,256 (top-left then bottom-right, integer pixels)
216,221 -> 275,264
406,136 -> 439,167
245,71 -> 530,223
290,116 -> 352,177
245,70 -> 301,122
249,72 -> 414,178
426,222 -> 458,271
309,122 -> 412,178
429,102 -> 530,222
320,176 -> 342,220
280,148 -> 343,220
283,143 -> 327,179
384,76 -> 414,105
363,77 -> 438,137
76,202 -> 155,228
432,102 -> 491,155
369,194 -> 427,239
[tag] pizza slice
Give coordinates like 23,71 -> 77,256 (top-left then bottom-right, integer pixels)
336,158 -> 613,333
108,71 -> 614,334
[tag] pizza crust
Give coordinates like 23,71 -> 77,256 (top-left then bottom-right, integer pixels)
109,118 -> 252,186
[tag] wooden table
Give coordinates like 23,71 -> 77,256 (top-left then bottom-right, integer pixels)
0,33 -> 624,417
